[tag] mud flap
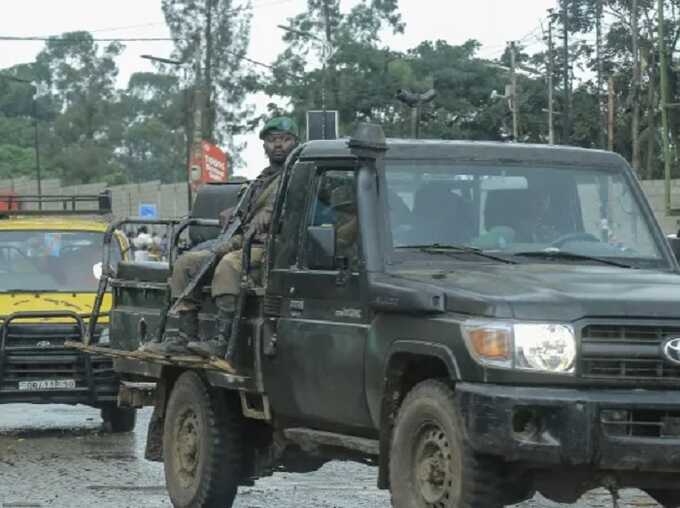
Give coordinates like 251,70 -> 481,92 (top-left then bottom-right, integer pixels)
144,378 -> 169,462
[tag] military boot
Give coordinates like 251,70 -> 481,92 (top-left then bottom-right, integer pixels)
142,310 -> 199,355
187,296 -> 235,359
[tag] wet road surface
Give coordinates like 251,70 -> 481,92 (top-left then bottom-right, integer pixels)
0,404 -> 664,507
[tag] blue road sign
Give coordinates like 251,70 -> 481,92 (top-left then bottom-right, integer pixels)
138,203 -> 158,219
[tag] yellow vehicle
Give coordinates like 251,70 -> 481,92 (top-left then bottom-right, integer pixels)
0,192 -> 136,432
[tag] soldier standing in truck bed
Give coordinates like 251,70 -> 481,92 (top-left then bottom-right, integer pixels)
144,116 -> 300,361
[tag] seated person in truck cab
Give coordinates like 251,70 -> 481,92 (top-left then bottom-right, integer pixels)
143,116 -> 300,360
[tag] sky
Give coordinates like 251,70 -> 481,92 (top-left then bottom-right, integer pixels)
0,0 -> 556,179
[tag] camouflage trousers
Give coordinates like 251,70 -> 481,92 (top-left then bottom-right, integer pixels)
170,246 -> 265,311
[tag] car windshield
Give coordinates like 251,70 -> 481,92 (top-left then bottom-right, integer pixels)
0,230 -> 117,292
385,161 -> 665,268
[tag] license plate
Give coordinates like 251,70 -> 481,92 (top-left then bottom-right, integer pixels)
18,379 -> 76,391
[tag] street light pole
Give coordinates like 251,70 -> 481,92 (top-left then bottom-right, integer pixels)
0,75 -> 41,208
277,24 -> 333,139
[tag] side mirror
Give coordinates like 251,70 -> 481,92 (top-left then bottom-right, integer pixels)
307,226 -> 336,270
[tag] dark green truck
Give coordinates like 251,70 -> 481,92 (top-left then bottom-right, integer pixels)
82,125 -> 680,507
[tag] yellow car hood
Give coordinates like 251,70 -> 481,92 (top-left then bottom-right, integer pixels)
0,292 -> 111,323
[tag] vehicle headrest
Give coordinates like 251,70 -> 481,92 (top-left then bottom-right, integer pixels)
484,189 -> 533,230
189,183 -> 244,244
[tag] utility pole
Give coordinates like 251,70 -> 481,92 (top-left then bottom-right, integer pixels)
510,41 -> 519,141
658,0 -> 673,214
547,14 -> 555,144
631,0 -> 641,173
596,0 -> 606,148
204,0 -> 214,142
608,76 -> 615,151
562,0 -> 572,143
321,0 -> 332,140
32,95 -> 41,208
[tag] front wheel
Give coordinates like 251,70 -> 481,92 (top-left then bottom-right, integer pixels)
389,380 -> 505,508
101,404 -> 137,433
163,371 -> 244,508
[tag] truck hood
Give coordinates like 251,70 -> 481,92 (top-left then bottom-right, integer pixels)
0,292 -> 110,322
382,263 -> 680,322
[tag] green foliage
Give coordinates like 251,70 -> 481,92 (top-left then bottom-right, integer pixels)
162,0 -> 255,163
6,2 -> 680,184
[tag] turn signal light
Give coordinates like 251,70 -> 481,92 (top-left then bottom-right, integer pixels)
467,328 -> 511,361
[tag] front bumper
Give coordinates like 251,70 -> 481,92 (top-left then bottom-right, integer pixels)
457,383 -> 680,472
0,351 -> 118,405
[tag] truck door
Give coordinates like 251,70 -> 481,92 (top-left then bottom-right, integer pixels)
263,166 -> 373,432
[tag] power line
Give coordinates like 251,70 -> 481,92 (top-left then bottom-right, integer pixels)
0,36 -> 175,42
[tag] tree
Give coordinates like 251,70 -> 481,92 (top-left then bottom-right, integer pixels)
118,72 -> 187,183
162,0 -> 255,169
32,31 -> 126,184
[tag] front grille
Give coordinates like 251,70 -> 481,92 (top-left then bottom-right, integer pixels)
3,324 -> 84,350
601,409 -> 680,438
0,323 -> 113,395
581,324 -> 680,382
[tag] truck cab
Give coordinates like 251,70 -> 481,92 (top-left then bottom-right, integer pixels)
89,126 -> 680,507
0,193 -> 135,432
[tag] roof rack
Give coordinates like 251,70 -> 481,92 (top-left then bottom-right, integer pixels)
0,190 -> 112,216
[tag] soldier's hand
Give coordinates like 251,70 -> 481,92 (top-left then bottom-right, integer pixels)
213,234 -> 242,256
252,211 -> 272,234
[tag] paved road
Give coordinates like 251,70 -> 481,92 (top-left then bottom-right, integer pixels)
0,404 -> 663,508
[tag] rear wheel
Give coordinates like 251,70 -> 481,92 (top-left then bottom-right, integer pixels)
101,404 -> 137,433
163,371 -> 243,508
389,379 -> 504,508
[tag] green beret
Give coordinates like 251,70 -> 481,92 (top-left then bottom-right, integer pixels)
259,116 -> 300,140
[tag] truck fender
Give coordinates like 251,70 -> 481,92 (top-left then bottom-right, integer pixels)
376,340 -> 460,489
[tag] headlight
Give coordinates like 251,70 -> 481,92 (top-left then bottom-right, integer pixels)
463,321 -> 576,374
98,327 -> 110,346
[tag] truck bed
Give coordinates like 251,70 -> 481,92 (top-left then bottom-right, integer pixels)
64,341 -> 256,392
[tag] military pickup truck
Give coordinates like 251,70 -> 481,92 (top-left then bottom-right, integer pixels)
76,125 -> 680,507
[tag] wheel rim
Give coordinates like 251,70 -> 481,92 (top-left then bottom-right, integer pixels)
175,408 -> 201,489
413,422 -> 457,507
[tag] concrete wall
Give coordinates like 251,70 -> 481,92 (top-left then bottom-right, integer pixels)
0,176 -> 678,235
0,178 -> 190,220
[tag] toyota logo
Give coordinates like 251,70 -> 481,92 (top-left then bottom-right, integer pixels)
662,337 -> 680,365
36,340 -> 51,349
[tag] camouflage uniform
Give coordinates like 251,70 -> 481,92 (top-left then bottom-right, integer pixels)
143,115 -> 299,358
170,166 -> 280,308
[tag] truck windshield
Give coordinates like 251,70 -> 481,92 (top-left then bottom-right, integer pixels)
385,162 -> 664,268
0,230 -> 117,292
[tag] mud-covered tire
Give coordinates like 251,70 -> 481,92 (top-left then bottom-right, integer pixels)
389,379 -> 504,508
100,404 -> 137,433
163,371 -> 243,508
647,490 -> 680,507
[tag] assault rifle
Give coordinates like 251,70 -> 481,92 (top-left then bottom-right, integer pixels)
165,182 -> 257,320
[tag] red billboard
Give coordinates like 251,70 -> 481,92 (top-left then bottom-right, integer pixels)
189,141 -> 229,191
0,191 -> 20,211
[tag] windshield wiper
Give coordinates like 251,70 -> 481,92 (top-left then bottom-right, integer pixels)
511,249 -> 634,268
397,244 -> 517,264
